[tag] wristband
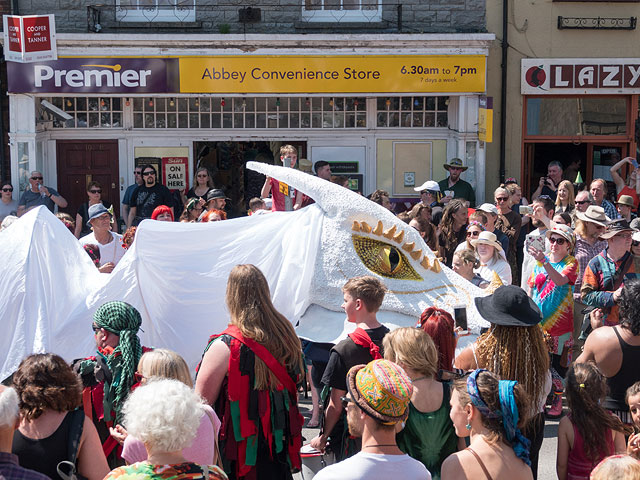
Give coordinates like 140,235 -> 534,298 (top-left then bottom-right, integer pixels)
48,193 -> 52,198
542,255 -> 549,265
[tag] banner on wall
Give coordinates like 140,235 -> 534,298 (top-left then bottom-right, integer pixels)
478,96 -> 493,143
3,14 -> 57,63
7,55 -> 486,94
522,58 -> 640,94
180,55 -> 486,94
162,157 -> 189,190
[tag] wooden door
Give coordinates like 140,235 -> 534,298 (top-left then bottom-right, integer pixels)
56,140 -> 120,219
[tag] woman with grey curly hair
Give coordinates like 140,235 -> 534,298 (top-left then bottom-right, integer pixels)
104,378 -> 227,480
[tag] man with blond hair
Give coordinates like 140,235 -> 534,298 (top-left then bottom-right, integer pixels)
261,144 -> 298,211
310,276 -> 390,460
0,385 -> 49,479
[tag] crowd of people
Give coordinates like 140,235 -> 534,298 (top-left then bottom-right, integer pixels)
4,154 -> 640,479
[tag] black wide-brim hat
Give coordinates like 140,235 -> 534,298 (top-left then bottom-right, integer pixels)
474,285 -> 542,327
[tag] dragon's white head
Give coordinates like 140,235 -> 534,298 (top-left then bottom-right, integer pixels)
246,161 -> 490,342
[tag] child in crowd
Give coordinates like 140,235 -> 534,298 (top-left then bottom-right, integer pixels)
556,363 -> 629,480
309,276 -> 389,460
626,381 -> 640,459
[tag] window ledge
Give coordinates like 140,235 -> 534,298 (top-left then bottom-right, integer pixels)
115,21 -> 202,29
294,20 -> 386,29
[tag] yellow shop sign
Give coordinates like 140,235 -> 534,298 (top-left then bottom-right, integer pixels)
179,55 -> 486,94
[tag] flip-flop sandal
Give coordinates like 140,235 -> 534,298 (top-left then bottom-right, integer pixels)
306,420 -> 320,428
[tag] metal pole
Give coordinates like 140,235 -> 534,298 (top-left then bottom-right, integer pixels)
499,0 -> 508,184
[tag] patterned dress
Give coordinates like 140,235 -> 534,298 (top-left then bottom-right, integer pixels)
528,254 -> 578,357
105,462 -> 227,480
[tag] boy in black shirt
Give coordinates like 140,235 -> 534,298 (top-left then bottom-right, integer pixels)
309,276 -> 389,459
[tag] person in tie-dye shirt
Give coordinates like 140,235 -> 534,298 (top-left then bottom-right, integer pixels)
528,224 -> 578,418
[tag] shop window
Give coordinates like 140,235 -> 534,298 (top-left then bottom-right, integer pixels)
50,97 -> 123,129
376,96 -> 449,128
115,0 -> 196,22
132,96 -> 367,129
302,0 -> 382,22
526,97 -> 627,136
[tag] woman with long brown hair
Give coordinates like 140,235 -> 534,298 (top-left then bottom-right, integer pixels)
195,264 -> 304,480
454,286 -> 551,480
437,199 -> 468,267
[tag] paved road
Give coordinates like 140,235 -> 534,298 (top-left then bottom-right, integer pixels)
296,394 -> 562,480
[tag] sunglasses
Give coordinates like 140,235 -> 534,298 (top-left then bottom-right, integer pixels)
134,170 -> 142,175
340,396 -> 354,408
89,189 -> 101,194
548,237 -> 567,245
91,325 -> 100,333
538,195 -> 552,200
31,176 -> 43,181
142,171 -> 155,176
495,197 -> 509,202
2,188 -> 12,192
466,231 -> 481,237
197,174 -> 208,178
134,372 -> 146,384
633,241 -> 640,247
575,200 -> 591,205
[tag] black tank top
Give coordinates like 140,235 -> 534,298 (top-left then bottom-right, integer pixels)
12,411 -> 74,478
605,327 -> 640,411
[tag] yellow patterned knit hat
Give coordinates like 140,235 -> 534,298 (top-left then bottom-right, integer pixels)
347,359 -> 413,425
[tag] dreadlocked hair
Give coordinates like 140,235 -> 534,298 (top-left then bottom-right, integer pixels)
475,324 -> 549,417
565,363 -> 632,462
438,199 -> 467,253
226,264 -> 304,390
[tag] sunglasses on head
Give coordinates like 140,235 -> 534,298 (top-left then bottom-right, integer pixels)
548,236 -> 567,245
31,176 -> 43,181
89,189 -> 101,194
142,171 -> 155,176
2,187 -> 12,192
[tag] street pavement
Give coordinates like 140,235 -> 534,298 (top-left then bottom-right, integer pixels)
296,393 -> 561,480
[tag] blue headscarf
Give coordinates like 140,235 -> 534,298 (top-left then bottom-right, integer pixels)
467,369 -> 531,466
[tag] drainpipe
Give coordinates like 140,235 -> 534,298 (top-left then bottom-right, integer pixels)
499,0 -> 508,183
0,48 -> 5,182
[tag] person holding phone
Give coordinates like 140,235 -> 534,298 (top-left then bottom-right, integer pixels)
610,156 -> 640,211
527,224 -> 578,418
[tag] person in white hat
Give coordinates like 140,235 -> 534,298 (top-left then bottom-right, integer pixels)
572,205 -> 609,356
471,231 -> 512,285
413,180 -> 442,225
477,203 -> 509,254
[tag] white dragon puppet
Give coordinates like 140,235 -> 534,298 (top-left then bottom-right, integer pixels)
0,161 -> 488,380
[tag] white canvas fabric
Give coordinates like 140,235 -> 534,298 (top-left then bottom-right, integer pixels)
0,162 -> 489,380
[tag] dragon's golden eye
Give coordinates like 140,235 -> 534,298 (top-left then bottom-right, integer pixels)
352,234 -> 423,281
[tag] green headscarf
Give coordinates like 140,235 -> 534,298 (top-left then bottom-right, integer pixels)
94,301 -> 143,423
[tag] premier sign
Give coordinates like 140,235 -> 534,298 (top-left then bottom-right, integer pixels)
7,58 -> 178,93
522,58 -> 640,94
3,15 -> 57,63
34,65 -> 152,88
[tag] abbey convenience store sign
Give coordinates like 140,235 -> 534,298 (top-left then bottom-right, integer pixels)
8,55 -> 486,94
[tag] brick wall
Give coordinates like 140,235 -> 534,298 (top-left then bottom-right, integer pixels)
15,0 -> 485,34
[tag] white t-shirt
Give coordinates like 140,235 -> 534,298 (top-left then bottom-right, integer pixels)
314,452 -> 430,480
79,231 -> 125,267
475,256 -> 512,285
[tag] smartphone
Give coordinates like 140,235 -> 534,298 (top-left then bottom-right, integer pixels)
444,190 -> 454,198
519,205 -> 534,215
632,159 -> 639,169
454,306 -> 468,332
526,235 -> 546,253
